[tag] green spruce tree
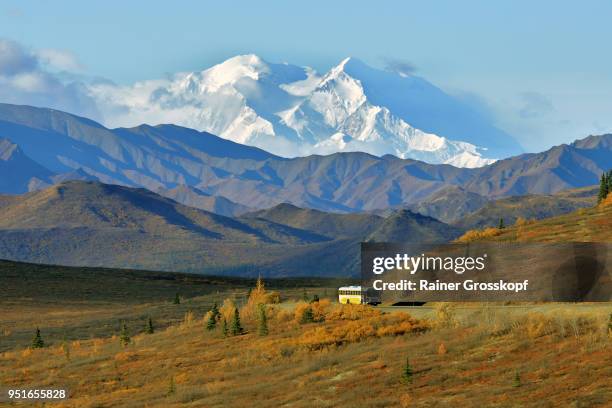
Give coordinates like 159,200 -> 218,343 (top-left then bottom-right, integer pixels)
221,317 -> 229,337
211,302 -> 220,320
300,306 -> 314,324
167,376 -> 176,395
498,218 -> 505,229
230,307 -> 243,336
31,327 -> 44,349
173,293 -> 181,305
257,304 -> 269,336
513,371 -> 521,387
206,310 -> 217,331
146,317 -> 154,334
402,357 -> 413,384
119,322 -> 130,346
598,173 -> 608,203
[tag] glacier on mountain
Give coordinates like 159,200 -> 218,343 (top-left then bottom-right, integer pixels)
89,54 -> 521,167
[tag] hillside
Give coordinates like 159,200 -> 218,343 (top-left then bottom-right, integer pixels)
243,203 -> 383,239
1,104 -> 611,213
461,196 -> 612,243
0,181 -> 460,276
455,186 -> 598,229
0,181 -> 343,275
407,185 -> 490,223
0,138 -> 55,193
367,209 -> 462,243
157,185 -> 251,217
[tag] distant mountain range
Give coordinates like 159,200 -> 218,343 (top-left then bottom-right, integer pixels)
0,104 -> 612,214
0,181 -> 458,276
90,55 -> 522,167
0,103 -> 610,215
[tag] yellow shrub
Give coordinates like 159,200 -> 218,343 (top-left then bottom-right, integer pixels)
293,302 -> 323,323
514,217 -> 536,227
434,303 -> 456,328
437,343 -> 447,355
326,304 -> 381,321
600,194 -> 612,207
274,309 -> 294,323
242,277 -> 282,322
298,312 -> 429,350
456,227 -> 502,243
220,298 -> 236,323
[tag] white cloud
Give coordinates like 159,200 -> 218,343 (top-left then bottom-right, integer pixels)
0,38 -> 99,120
35,48 -> 84,72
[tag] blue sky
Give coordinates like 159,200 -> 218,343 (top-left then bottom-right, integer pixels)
1,0 -> 611,152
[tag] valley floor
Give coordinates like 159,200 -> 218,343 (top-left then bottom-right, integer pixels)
0,276 -> 610,407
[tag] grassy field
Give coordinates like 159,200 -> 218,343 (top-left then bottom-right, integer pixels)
0,259 -> 610,407
0,260 -> 348,352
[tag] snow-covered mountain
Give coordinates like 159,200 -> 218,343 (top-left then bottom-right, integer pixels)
90,55 -> 522,167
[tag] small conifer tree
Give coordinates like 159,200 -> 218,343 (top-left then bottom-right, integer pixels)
206,310 -> 217,331
230,307 -> 243,336
146,317 -> 154,334
31,328 -> 44,349
167,376 -> 176,395
513,371 -> 521,387
300,306 -> 314,324
222,317 -> 229,337
61,334 -> 70,360
257,304 -> 269,336
498,218 -> 505,229
173,293 -> 181,304
211,302 -> 220,320
402,357 -> 413,384
119,322 -> 130,346
598,173 -> 607,203
302,288 -> 309,302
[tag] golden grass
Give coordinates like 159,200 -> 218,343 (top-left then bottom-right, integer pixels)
458,201 -> 612,243
1,298 -> 610,408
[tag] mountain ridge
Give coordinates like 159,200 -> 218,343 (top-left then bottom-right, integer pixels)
0,180 -> 460,276
0,104 -> 610,215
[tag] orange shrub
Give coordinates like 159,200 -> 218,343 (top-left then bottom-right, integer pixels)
298,312 -> 429,350
326,304 -> 381,321
220,298 -> 236,323
456,227 -> 502,243
514,217 -> 536,227
242,277 -> 281,323
437,343 -> 447,355
294,301 -> 326,323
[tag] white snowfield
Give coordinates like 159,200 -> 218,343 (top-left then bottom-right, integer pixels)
90,54 -> 511,168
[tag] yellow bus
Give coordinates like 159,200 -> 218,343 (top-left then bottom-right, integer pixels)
338,286 -> 381,305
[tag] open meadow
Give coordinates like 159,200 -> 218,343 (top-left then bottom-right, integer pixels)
0,260 -> 610,407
